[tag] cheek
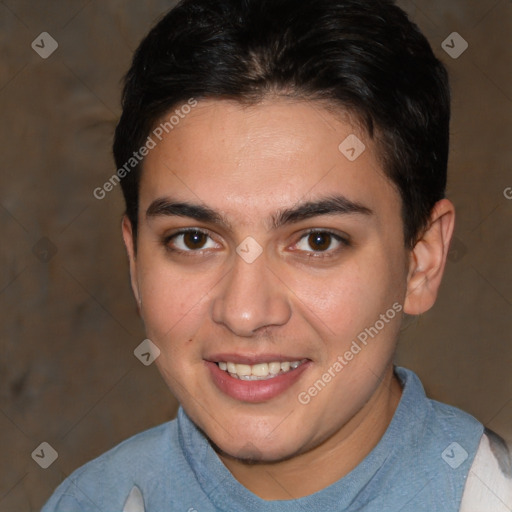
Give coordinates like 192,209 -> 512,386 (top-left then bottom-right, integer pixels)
137,260 -> 211,343
138,266 -> 210,396
285,250 -> 403,341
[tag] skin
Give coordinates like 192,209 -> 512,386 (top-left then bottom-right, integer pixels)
122,97 -> 455,500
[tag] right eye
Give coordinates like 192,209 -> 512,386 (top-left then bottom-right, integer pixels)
164,229 -> 220,254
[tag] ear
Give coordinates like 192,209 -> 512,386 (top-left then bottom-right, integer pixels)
404,199 -> 455,315
121,215 -> 142,309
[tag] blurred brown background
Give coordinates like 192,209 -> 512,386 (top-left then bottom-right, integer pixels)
0,0 -> 510,510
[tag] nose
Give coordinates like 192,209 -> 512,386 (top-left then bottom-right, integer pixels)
211,251 -> 291,337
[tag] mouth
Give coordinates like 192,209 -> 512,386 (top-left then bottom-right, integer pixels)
216,360 -> 308,381
206,356 -> 311,403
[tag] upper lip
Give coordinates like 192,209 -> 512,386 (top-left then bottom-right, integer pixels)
206,353 -> 309,365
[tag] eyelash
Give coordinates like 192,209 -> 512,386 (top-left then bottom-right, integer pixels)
162,228 -> 350,258
162,228 -> 217,255
295,229 -> 350,258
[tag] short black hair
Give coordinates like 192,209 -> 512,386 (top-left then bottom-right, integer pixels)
113,0 -> 450,249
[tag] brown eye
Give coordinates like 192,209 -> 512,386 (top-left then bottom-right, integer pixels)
183,231 -> 208,250
294,230 -> 349,256
165,229 -> 219,253
307,232 -> 333,251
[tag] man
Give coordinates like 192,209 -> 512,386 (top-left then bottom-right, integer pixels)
42,0 -> 512,510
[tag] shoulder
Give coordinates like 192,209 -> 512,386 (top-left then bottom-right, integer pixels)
71,419 -> 177,482
396,367 -> 484,442
459,428 -> 512,511
41,420 -> 179,512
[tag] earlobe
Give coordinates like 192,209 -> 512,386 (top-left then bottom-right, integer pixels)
404,199 -> 455,315
121,215 -> 142,308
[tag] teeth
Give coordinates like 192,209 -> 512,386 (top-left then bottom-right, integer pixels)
251,363 -> 269,377
216,359 -> 306,380
269,362 -> 281,375
235,364 -> 251,376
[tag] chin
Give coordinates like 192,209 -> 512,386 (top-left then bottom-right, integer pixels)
207,425 -> 308,464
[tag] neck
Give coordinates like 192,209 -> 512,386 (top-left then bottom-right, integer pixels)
218,365 -> 402,500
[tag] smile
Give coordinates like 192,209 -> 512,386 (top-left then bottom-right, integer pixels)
207,357 -> 312,402
216,360 -> 308,380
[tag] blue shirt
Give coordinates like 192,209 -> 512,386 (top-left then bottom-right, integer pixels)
41,367 -> 484,511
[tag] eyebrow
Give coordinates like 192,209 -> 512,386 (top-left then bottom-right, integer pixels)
272,195 -> 373,228
147,198 -> 231,229
146,194 -> 373,230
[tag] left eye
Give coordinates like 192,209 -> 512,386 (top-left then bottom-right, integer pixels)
295,231 -> 346,253
168,230 -> 219,251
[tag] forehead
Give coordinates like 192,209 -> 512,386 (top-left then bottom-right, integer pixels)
138,98 -> 398,224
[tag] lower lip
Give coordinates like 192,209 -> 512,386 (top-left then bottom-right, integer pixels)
206,361 -> 311,403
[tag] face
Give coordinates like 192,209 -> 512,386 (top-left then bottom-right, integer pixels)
123,98 -> 411,462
